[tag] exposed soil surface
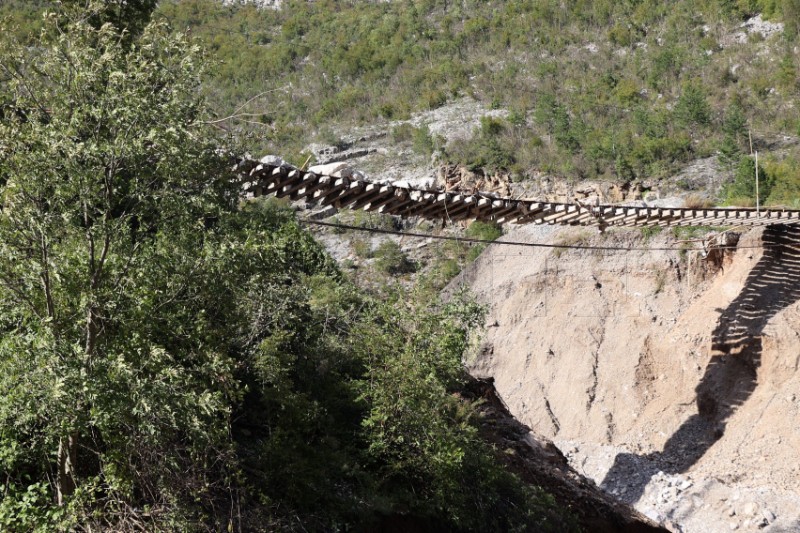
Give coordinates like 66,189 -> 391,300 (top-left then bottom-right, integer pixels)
463,377 -> 666,533
453,224 -> 800,532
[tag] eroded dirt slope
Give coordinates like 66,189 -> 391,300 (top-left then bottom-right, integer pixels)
453,224 -> 800,532
463,377 -> 666,533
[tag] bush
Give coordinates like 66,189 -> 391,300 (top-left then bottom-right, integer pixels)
466,220 -> 503,241
352,238 -> 373,258
630,133 -> 693,175
614,78 -> 640,104
352,210 -> 399,231
391,123 -> 442,157
763,156 -> 800,206
724,155 -> 772,205
640,225 -> 663,241
373,240 -> 416,275
444,117 -> 517,172
674,82 -> 711,127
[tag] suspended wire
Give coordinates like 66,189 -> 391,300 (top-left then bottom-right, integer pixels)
301,219 -> 787,252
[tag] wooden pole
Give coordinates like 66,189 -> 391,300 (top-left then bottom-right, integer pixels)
755,151 -> 760,215
748,130 -> 759,215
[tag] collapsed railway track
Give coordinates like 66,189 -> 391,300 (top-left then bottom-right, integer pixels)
236,159 -> 800,229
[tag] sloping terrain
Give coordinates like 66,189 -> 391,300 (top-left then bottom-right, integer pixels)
463,377 -> 666,533
454,224 -> 800,532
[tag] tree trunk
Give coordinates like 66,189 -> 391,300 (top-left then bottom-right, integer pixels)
57,433 -> 78,505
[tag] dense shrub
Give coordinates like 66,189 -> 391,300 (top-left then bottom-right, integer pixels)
724,155 -> 773,205
373,240 -> 417,274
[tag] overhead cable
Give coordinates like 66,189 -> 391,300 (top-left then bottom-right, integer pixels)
301,219 -> 785,252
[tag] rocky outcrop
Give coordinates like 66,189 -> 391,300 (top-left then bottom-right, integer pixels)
437,164 -> 513,196
722,14 -> 784,47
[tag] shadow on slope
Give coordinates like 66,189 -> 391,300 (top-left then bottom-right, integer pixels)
601,224 -> 800,503
463,378 -> 668,533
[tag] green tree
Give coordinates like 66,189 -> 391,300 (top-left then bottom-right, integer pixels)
0,9 -> 574,531
725,155 -> 772,204
723,102 -> 748,142
719,102 -> 748,167
777,52 -> 798,91
61,0 -> 158,38
0,9 -> 242,526
675,82 -> 712,128
357,290 -> 572,531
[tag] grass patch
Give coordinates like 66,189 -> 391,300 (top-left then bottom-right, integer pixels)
684,194 -> 716,209
640,226 -> 663,241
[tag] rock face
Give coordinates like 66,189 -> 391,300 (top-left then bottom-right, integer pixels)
453,224 -> 800,532
437,164 -> 513,196
722,14 -> 784,46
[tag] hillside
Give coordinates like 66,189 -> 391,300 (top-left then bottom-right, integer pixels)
154,0 -> 800,207
454,224 -> 800,531
4,1 -> 800,531
5,1 -> 800,204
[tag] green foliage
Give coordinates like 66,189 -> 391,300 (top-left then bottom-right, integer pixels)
723,102 -> 749,142
609,22 -> 642,47
131,0 -> 800,185
762,156 -> 800,206
9,0 -> 800,186
630,133 -> 693,176
719,102 -> 749,167
0,8 -> 574,531
724,155 -> 773,204
391,123 -> 442,157
640,226 -> 663,241
466,220 -> 503,241
675,82 -> 712,127
0,1 -> 48,44
61,0 -> 157,38
647,45 -> 683,89
373,240 -> 417,275
461,221 -> 501,261
357,291 -> 572,531
445,116 -> 518,172
0,11 -> 244,528
614,78 -> 641,104
433,257 -> 462,282
18,0 -> 800,525
0,482 -> 68,532
777,53 -> 798,91
344,210 -> 400,232
671,225 -> 721,239
352,237 -> 373,258
784,0 -> 800,39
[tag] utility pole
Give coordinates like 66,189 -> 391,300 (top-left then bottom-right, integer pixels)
749,130 -> 759,215
755,150 -> 760,215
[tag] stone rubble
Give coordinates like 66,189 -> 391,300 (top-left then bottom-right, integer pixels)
553,441 -> 793,533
